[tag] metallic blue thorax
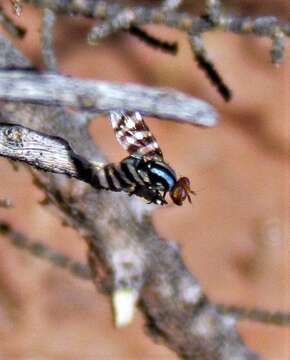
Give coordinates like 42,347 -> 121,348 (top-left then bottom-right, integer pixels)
145,160 -> 176,191
125,156 -> 177,192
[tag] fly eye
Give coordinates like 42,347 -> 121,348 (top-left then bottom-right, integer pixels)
170,177 -> 195,206
170,185 -> 185,206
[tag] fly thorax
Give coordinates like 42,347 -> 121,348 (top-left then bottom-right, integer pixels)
146,160 -> 177,192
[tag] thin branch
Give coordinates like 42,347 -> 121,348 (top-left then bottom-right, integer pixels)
217,304 -> 290,326
219,15 -> 287,63
26,1 -> 290,62
270,27 -> 285,64
0,6 -> 26,38
0,221 -> 91,279
189,34 -> 232,101
0,70 -> 217,127
11,1 -> 23,16
205,0 -> 222,25
128,25 -> 178,55
26,0 -> 289,104
41,8 -> 57,70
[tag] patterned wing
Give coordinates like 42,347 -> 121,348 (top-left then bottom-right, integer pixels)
110,111 -> 163,159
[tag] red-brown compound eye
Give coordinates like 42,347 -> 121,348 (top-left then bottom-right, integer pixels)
170,177 -> 196,206
170,185 -> 186,205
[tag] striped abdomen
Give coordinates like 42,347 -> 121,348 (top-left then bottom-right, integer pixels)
71,153 -> 148,193
90,160 -> 148,193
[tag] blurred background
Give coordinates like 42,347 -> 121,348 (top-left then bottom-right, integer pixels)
0,1 -> 289,359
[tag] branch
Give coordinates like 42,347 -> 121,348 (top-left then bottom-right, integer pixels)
22,1 -> 289,103
0,70 -> 217,127
0,122 -> 86,178
26,1 -> 290,61
1,220 -> 289,327
41,8 -> 57,71
0,33 -> 260,359
0,221 -> 91,279
189,34 -> 232,101
217,304 -> 290,327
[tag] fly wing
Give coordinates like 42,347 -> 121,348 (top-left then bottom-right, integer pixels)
110,112 -> 163,159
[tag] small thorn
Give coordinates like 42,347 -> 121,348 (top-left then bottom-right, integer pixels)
112,288 -> 138,328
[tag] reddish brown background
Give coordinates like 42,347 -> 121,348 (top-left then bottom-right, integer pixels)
0,1 -> 289,359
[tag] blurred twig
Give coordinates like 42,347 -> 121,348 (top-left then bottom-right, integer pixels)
1,219 -> 289,327
11,1 -> 23,16
0,221 -> 91,279
0,6 -> 25,37
217,304 -> 290,326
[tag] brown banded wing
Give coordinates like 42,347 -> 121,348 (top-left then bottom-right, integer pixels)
109,112 -> 163,159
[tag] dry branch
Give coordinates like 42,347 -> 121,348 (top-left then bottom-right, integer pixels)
1,219 -> 289,328
4,1 -> 286,101
0,70 -> 217,127
0,32 -> 260,359
25,1 -> 290,57
0,221 -> 91,279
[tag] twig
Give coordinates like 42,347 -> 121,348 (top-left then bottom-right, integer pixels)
41,8 -> 57,70
217,304 -> 290,326
0,122 -> 93,177
205,0 -> 222,25
189,34 -> 232,101
0,70 -> 217,127
11,0 -> 23,16
0,221 -> 91,279
26,1 -> 289,63
128,25 -> 178,55
26,0 -> 289,103
0,6 -> 26,38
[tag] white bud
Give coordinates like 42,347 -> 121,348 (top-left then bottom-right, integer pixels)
112,288 -> 138,328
